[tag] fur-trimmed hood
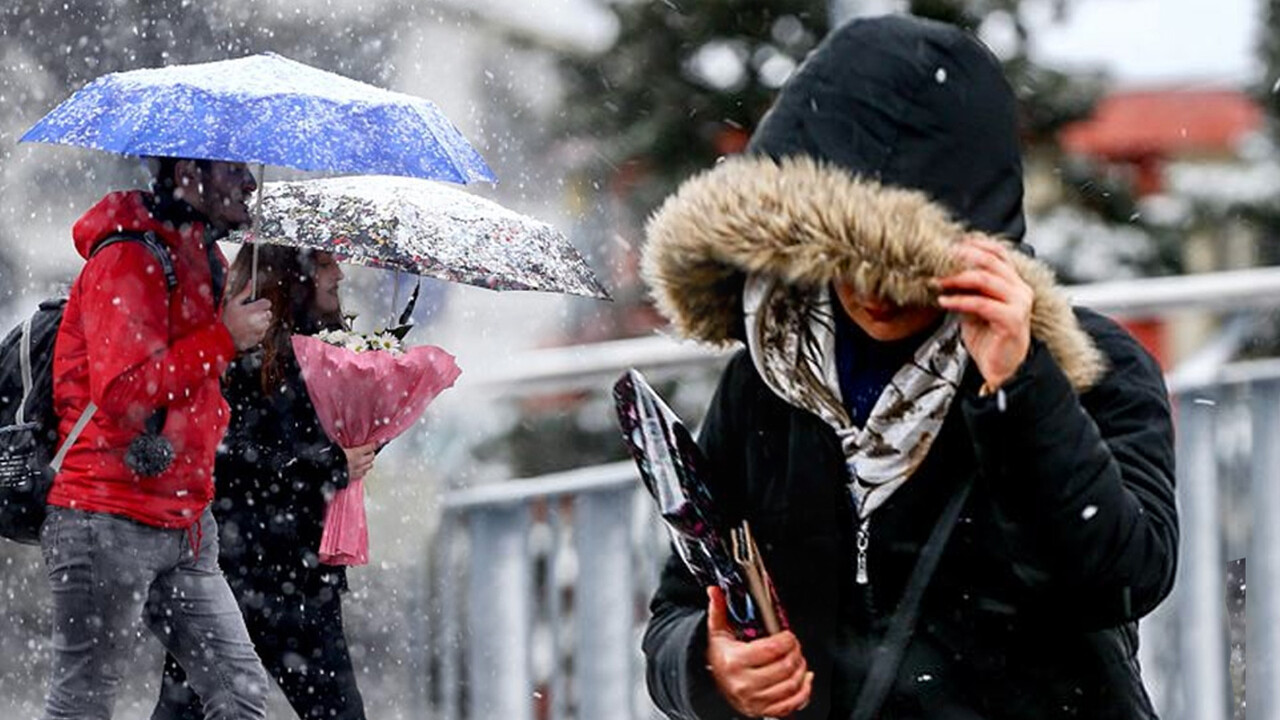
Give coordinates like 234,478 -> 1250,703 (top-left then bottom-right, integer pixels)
641,156 -> 1106,391
747,14 -> 1026,243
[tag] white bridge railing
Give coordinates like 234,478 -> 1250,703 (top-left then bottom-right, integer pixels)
422,267 -> 1280,720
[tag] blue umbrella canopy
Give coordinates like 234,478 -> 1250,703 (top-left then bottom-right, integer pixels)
20,52 -> 495,184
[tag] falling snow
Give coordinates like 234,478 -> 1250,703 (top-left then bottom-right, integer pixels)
0,2 -> 1269,719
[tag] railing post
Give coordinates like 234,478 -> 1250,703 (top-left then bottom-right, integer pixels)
467,505 -> 533,720
1250,379 -> 1280,720
1176,396 -> 1228,720
574,487 -> 636,720
407,534 -> 429,717
435,512 -> 462,720
1139,587 -> 1180,717
546,503 -> 569,720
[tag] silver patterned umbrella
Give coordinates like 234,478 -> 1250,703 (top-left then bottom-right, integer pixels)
231,175 -> 610,300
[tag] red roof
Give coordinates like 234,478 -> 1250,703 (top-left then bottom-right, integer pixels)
1059,89 -> 1263,160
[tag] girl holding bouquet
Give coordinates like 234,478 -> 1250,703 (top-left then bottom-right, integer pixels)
153,245 -> 373,720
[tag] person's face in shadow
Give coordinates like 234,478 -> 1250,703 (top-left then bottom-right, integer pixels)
310,251 -> 344,315
832,280 -> 942,342
175,160 -> 258,232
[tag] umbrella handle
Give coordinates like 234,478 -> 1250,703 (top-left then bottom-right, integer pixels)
250,163 -> 266,300
250,243 -> 259,301
390,270 -> 401,327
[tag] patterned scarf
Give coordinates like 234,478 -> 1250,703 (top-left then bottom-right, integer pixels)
743,275 -> 968,518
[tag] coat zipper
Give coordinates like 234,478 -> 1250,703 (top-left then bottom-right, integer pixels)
856,514 -> 871,585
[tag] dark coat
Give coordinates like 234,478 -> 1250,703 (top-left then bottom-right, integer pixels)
213,347 -> 350,593
643,309 -> 1177,719
639,15 -> 1177,719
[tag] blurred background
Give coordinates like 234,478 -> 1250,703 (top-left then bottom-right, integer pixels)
0,0 -> 1270,718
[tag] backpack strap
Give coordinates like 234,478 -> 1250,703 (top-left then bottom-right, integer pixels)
49,232 -> 178,473
15,315 -> 34,427
15,310 -> 93,472
50,402 -> 95,473
92,231 -> 178,292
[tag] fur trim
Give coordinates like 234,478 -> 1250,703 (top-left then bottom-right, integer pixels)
641,156 -> 1106,391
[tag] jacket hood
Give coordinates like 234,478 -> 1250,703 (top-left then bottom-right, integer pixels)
72,190 -> 191,259
746,14 -> 1025,242
641,156 -> 1105,391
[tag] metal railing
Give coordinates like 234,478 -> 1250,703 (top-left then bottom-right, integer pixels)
1148,359 -> 1280,720
424,268 -> 1280,720
430,463 -> 667,720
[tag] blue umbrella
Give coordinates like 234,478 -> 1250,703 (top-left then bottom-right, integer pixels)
20,52 -> 495,184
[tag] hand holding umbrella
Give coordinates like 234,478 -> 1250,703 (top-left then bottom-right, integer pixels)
222,285 -> 274,351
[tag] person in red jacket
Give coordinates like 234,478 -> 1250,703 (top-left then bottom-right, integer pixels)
42,157 -> 274,720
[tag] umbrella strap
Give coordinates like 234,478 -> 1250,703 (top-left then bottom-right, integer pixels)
398,279 -> 421,328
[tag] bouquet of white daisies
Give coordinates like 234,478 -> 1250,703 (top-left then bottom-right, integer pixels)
313,327 -> 407,354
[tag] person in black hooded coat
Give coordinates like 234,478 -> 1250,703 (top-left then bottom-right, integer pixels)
639,15 -> 1177,720
151,244 -> 377,720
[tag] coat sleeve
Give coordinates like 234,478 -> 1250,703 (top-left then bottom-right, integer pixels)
80,243 -> 235,425
642,353 -> 749,720
963,309 -> 1178,629
216,356 -> 349,493
282,365 -> 350,493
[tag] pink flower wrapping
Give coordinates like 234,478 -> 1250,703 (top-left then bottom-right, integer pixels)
291,333 -> 462,565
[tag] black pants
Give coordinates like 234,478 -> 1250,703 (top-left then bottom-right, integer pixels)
151,580 -> 366,720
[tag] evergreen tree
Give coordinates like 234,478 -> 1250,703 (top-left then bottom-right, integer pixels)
904,1 -> 1181,283
553,0 -> 1117,218
1232,0 -> 1280,359
1247,0 -> 1280,266
556,1 -> 830,216
553,0 -> 1168,301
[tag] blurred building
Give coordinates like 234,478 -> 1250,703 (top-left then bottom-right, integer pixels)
1060,89 -> 1264,197
1049,86 -> 1267,367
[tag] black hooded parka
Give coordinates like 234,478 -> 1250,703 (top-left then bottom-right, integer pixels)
640,15 -> 1177,720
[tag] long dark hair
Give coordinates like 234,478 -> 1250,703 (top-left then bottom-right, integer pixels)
227,244 -> 345,395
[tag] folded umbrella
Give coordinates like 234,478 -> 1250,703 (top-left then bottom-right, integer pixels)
20,52 -> 494,184
231,175 -> 610,300
613,369 -> 786,639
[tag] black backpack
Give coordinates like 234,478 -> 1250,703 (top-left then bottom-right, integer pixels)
0,232 -> 176,544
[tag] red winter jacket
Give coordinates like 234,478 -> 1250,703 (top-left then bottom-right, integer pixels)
48,191 -> 237,528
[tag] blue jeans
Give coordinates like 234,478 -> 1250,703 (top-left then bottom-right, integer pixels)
40,506 -> 269,720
